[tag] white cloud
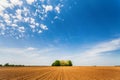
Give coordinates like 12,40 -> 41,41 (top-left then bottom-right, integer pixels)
0,0 -> 64,38
38,30 -> 42,33
15,9 -> 22,20
0,0 -> 23,12
16,9 -> 22,15
0,38 -> 120,65
40,0 -> 44,3
0,47 -> 27,55
54,16 -> 59,19
30,18 -> 35,24
0,6 -> 4,12
13,19 -> 19,23
0,47 -> 58,65
18,27 -> 25,32
11,24 -> 18,27
40,24 -> 48,30
24,17 -> 30,22
26,0 -> 34,4
30,25 -> 36,29
27,47 -> 36,51
42,5 -> 53,13
84,38 -> 120,56
4,14 -> 10,20
0,47 -> 37,56
0,0 -> 10,10
55,6 -> 60,13
65,38 -> 120,65
10,0 -> 23,7
5,20 -> 11,25
0,0 -> 10,11
35,23 -> 39,26
0,23 -> 5,30
2,13 -> 11,25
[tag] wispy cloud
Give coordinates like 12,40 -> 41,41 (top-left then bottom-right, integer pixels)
26,0 -> 34,4
27,47 -> 36,51
69,38 -> 120,65
0,47 -> 57,57
0,47 -> 38,57
0,46 -> 59,65
83,38 -> 120,56
0,38 -> 120,65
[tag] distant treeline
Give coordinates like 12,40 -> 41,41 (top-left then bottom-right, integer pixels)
0,63 -> 24,67
115,65 -> 120,67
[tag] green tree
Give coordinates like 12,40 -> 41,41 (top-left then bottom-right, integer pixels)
0,64 -> 2,66
52,63 -> 55,66
4,63 -> 9,66
52,60 -> 60,66
52,60 -> 73,66
68,60 -> 73,66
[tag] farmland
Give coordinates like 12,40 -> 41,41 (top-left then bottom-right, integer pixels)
0,66 -> 120,80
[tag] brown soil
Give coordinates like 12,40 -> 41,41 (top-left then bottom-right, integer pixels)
0,66 -> 120,80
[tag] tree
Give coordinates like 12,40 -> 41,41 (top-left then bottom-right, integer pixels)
68,60 -> 73,66
52,63 -> 55,66
4,63 -> 9,66
60,60 -> 69,66
52,60 -> 73,66
52,60 -> 60,66
0,64 -> 2,66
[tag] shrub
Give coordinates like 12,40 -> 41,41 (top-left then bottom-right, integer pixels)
4,63 -> 9,66
0,64 -> 2,66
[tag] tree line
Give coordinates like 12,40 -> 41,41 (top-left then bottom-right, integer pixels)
0,63 -> 24,67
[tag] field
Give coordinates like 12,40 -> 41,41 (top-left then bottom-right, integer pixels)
0,66 -> 120,80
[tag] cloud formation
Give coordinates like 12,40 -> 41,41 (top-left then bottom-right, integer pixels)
68,38 -> 120,65
0,38 -> 120,65
42,5 -> 53,13
26,0 -> 34,4
0,0 -> 64,39
0,46 -> 59,65
84,38 -> 120,56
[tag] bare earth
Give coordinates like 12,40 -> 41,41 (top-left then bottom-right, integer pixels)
0,66 -> 120,80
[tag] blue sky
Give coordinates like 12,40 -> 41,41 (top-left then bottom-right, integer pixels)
0,0 -> 120,66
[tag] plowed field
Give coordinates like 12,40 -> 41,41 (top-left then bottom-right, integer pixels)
0,66 -> 120,80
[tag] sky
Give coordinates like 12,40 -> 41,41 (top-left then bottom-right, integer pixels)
0,0 -> 120,66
